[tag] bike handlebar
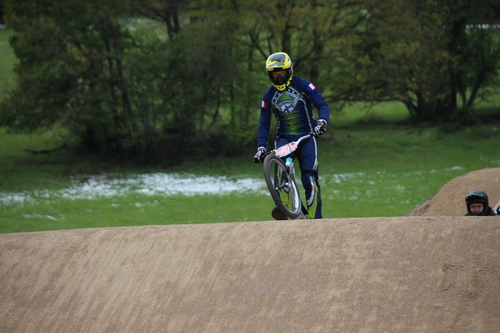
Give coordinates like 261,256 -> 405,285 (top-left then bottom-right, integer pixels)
256,133 -> 316,163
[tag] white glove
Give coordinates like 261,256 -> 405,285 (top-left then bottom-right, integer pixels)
313,121 -> 326,137
253,148 -> 266,163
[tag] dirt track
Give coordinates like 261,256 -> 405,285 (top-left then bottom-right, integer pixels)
1,168 -> 500,332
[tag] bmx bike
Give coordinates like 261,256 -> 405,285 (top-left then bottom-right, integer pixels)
259,134 -> 313,219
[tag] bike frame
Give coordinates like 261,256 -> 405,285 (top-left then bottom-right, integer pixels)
274,134 -> 313,158
262,133 -> 313,219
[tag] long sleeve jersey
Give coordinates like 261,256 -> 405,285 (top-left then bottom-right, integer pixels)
257,76 -> 330,149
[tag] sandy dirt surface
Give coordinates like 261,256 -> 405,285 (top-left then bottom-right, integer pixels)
1,169 -> 500,332
408,167 -> 500,216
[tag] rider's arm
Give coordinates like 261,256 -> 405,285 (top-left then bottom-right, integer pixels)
303,80 -> 330,125
257,90 -> 274,149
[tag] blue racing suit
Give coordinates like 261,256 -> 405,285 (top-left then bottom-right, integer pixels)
257,76 -> 330,218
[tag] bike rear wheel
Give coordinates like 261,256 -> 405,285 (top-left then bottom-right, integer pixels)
263,154 -> 302,219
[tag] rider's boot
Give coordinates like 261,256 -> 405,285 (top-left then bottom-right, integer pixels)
271,206 -> 288,220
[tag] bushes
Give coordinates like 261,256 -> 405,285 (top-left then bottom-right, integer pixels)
1,2 -> 261,163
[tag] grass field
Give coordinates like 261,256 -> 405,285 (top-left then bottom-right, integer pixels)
2,116 -> 499,233
1,27 -> 500,233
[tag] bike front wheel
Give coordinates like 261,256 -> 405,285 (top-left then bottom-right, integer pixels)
263,154 -> 302,219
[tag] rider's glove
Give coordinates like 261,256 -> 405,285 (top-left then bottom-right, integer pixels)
253,148 -> 266,163
313,121 -> 326,137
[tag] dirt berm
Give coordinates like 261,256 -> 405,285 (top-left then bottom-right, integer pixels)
1,168 -> 500,332
408,167 -> 500,216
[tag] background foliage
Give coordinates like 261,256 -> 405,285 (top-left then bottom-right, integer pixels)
1,0 -> 500,164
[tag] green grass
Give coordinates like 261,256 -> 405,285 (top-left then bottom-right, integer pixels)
2,118 -> 499,233
1,27 -> 500,233
1,194 -> 271,233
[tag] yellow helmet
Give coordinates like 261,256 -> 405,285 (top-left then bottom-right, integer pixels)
266,52 -> 293,91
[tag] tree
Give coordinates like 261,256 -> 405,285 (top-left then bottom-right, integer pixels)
335,0 -> 500,122
193,0 -> 371,88
188,0 -> 381,141
443,0 -> 500,112
1,0 -> 139,151
128,0 -> 183,39
3,0 -> 500,165
0,0 -> 260,162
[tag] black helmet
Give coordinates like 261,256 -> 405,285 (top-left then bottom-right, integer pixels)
465,189 -> 489,216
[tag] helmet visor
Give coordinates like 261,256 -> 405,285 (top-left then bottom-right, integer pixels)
266,53 -> 292,71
